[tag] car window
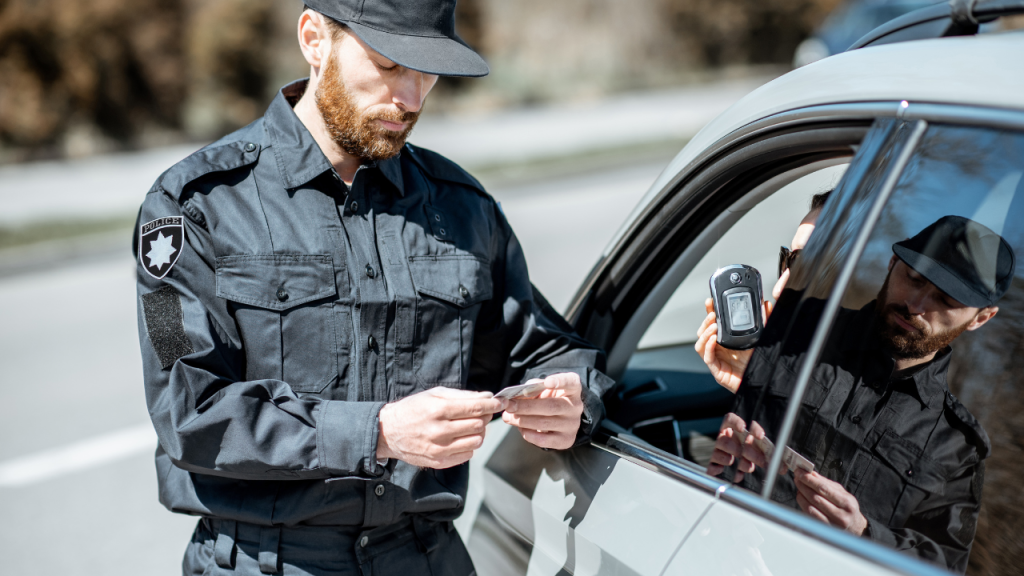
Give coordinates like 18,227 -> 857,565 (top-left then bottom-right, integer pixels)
635,163 -> 849,354
739,120 -> 1024,573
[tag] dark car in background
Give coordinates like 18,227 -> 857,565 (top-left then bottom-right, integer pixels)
795,0 -> 946,66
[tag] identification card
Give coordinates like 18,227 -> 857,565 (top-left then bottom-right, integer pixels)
734,428 -> 814,473
494,378 -> 547,400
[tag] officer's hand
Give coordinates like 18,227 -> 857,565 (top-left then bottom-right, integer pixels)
707,413 -> 770,482
794,469 -> 868,536
502,373 -> 585,450
376,387 -> 506,469
695,298 -> 771,393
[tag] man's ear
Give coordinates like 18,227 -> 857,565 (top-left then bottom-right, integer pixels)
298,10 -> 330,70
966,306 -> 999,331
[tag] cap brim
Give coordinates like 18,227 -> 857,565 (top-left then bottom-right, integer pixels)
893,245 -> 992,308
345,22 -> 489,78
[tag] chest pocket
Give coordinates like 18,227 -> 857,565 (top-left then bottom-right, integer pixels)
408,254 -> 493,387
216,255 -> 346,394
861,431 -> 946,525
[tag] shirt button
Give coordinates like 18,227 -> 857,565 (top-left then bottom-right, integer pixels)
439,228 -> 447,236
374,485 -> 385,497
851,416 -> 862,424
906,469 -> 914,477
459,285 -> 469,298
244,142 -> 256,152
276,287 -> 288,302
365,264 -> 376,278
360,536 -> 369,548
350,201 -> 359,212
368,335 -> 377,349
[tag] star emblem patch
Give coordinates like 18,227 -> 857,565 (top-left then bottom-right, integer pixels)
140,217 -> 184,279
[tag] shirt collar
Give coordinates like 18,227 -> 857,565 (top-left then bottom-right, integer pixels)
264,79 -> 405,196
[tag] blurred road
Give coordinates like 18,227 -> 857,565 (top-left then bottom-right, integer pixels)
0,75 -> 770,227
0,75 -> 771,575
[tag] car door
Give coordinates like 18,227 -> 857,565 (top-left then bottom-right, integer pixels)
458,103 -> 883,575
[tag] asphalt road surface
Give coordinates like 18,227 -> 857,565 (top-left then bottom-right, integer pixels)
0,160 -> 663,576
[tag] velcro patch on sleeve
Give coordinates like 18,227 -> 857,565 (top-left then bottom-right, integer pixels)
141,285 -> 195,369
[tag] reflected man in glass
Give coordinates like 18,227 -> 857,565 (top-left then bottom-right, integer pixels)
708,215 -> 1015,573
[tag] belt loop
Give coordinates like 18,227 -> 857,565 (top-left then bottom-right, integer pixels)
258,525 -> 282,575
412,517 -> 440,553
214,519 -> 237,569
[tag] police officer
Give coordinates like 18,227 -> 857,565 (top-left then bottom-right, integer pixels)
708,216 -> 1014,573
133,2 -> 614,575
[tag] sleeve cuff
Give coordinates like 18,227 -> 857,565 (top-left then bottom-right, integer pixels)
865,515 -> 897,547
317,400 -> 387,477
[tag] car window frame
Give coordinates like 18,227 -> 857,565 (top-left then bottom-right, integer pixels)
586,101 -> 1024,576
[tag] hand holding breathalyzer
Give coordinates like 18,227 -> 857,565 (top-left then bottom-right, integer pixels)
696,265 -> 771,392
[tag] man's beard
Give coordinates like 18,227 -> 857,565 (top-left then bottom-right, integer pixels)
315,55 -> 419,162
873,274 -> 972,359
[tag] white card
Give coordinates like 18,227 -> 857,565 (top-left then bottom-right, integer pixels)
494,378 -> 547,400
734,427 -> 814,473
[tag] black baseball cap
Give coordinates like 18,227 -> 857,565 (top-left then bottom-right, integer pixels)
893,215 -> 1016,308
303,0 -> 489,78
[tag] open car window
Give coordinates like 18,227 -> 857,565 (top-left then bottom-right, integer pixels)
740,119 -> 1024,573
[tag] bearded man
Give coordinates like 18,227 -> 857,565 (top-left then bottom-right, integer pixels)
708,215 -> 1015,573
133,2 -> 613,575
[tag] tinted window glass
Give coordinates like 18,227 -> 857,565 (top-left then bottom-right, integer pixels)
727,121 -> 1024,574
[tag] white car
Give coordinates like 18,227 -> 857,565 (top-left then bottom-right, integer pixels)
458,3 -> 1024,576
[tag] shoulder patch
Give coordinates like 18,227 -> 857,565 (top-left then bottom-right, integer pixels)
405,144 -> 487,193
945,391 -> 992,459
153,139 -> 261,201
140,217 -> 184,279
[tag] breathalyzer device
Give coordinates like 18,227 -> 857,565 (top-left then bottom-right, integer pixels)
709,264 -> 764,350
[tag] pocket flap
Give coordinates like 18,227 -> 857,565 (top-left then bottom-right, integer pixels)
216,255 -> 337,311
874,432 -> 945,494
409,255 -> 493,308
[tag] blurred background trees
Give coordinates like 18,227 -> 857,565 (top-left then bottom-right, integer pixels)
0,0 -> 841,161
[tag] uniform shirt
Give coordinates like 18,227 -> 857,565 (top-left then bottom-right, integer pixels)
134,80 -> 614,528
732,291 -> 989,573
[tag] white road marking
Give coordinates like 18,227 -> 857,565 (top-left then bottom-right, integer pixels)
0,424 -> 157,488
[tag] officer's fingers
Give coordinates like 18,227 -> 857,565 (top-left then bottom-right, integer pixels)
707,448 -> 735,469
519,428 -> 574,450
697,310 -> 716,337
504,414 -> 579,434
428,386 -> 492,399
796,492 -> 831,524
541,373 -> 583,398
704,333 -> 720,370
506,395 -> 580,417
440,416 -> 490,441
439,397 -> 507,420
705,297 -> 715,315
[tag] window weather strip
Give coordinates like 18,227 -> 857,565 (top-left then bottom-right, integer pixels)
760,119 -> 930,499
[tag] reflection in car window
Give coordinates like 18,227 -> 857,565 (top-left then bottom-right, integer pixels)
726,122 -> 1024,574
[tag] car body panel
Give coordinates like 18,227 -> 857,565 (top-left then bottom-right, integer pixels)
665,501 -> 905,576
607,31 -> 1024,258
462,421 -> 717,575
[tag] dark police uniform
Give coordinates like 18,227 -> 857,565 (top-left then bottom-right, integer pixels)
732,292 -> 989,574
134,80 -> 614,575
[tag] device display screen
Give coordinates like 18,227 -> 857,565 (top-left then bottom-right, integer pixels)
726,292 -> 755,331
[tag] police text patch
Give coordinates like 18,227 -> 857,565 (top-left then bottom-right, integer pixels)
140,217 -> 184,279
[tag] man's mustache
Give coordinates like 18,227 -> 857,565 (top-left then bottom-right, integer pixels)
885,303 -> 928,333
369,109 -> 419,124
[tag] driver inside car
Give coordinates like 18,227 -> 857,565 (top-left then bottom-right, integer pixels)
706,216 -> 1015,573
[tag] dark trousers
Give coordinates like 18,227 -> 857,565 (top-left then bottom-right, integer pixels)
183,517 -> 476,576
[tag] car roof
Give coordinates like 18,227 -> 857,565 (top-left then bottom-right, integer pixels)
609,30 -> 1024,256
